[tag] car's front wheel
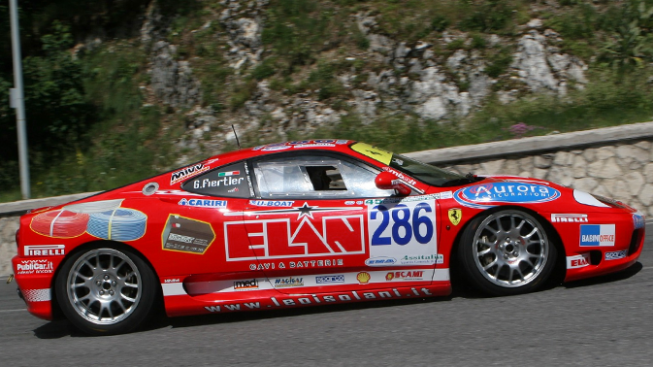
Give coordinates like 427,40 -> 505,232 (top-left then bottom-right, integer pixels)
55,245 -> 157,335
458,209 -> 557,296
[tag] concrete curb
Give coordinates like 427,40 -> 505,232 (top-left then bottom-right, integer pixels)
404,121 -> 653,164
0,192 -> 100,216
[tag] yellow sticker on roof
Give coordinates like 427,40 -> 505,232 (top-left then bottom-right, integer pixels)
350,143 -> 393,165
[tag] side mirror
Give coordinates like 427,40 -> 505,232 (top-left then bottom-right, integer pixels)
375,171 -> 411,196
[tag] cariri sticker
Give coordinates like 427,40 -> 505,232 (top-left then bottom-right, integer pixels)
454,182 -> 561,209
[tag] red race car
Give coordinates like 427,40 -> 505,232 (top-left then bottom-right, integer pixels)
12,140 -> 645,334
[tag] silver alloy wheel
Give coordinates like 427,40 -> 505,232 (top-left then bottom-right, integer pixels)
66,248 -> 142,325
472,211 -> 549,288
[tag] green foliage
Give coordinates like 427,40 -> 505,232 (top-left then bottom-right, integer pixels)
458,0 -> 517,33
307,63 -> 345,100
252,58 -> 277,80
485,46 -> 514,78
598,1 -> 653,70
22,22 -> 96,160
262,0 -> 341,72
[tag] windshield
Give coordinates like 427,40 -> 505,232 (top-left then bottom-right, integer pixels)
390,154 -> 477,187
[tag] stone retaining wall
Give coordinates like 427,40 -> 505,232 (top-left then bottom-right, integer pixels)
440,139 -> 653,216
2,122 -> 653,277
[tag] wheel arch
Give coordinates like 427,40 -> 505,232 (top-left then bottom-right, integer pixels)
448,205 -> 566,289
49,240 -> 163,320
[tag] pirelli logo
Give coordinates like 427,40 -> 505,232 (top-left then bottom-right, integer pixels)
551,214 -> 588,223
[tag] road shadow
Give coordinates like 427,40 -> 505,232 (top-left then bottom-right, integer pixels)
563,261 -> 643,289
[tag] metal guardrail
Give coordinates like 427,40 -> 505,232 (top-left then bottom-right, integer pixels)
1,121 -> 653,216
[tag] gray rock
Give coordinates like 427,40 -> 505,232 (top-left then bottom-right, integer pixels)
583,147 -> 596,162
548,166 -> 574,186
418,96 -> 448,120
512,32 -> 558,92
644,163 -> 653,183
595,146 -> 616,160
395,42 -> 411,59
553,151 -> 573,166
518,156 -> 533,172
573,177 -> 599,193
572,154 -> 587,178
638,183 -> 653,206
625,171 -> 645,195
534,154 -> 553,168
634,140 -> 651,151
481,159 -> 505,175
502,159 -> 521,176
588,157 -> 623,179
368,34 -> 395,56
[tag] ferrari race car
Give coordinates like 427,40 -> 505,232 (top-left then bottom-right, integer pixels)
12,140 -> 645,335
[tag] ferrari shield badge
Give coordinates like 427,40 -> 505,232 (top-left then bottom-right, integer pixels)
448,208 -> 462,226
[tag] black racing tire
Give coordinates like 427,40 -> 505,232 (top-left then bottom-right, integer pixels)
458,209 -> 557,296
55,244 -> 157,335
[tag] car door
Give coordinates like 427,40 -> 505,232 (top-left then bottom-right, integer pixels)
177,160 -> 271,295
244,152 -> 439,294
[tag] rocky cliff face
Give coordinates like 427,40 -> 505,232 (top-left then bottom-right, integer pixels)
131,0 -> 592,163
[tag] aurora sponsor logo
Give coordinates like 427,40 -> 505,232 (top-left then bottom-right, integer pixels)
170,163 -> 210,185
580,224 -> 615,247
274,277 -> 304,288
605,250 -> 628,261
454,182 -> 560,209
24,245 -> 65,257
178,198 -> 227,208
315,275 -> 345,284
249,200 -> 294,207
551,214 -> 588,223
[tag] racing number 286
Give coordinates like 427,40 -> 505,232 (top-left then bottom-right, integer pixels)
371,203 -> 434,245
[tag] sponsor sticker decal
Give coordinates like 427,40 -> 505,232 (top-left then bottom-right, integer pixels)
171,163 -> 210,185
567,254 -> 590,269
357,272 -> 371,284
162,215 -> 216,254
315,275 -> 346,284
551,214 -> 588,223
178,198 -> 227,208
448,208 -> 462,226
385,271 -> 424,281
580,224 -> 615,247
605,250 -> 628,261
274,277 -> 304,288
16,259 -> 54,275
234,279 -> 259,290
24,244 -> 65,257
399,254 -> 441,265
218,171 -> 240,177
249,200 -> 294,207
368,199 -> 437,263
454,182 -> 561,209
365,257 -> 397,267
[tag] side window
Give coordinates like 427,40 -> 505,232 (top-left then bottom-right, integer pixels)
182,162 -> 252,198
254,155 -> 394,198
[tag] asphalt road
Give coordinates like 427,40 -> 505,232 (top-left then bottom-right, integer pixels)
1,224 -> 652,367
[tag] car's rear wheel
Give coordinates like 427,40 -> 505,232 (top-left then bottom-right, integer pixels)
458,209 -> 557,296
55,245 -> 156,335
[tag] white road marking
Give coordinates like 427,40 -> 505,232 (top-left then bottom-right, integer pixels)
0,309 -> 26,313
